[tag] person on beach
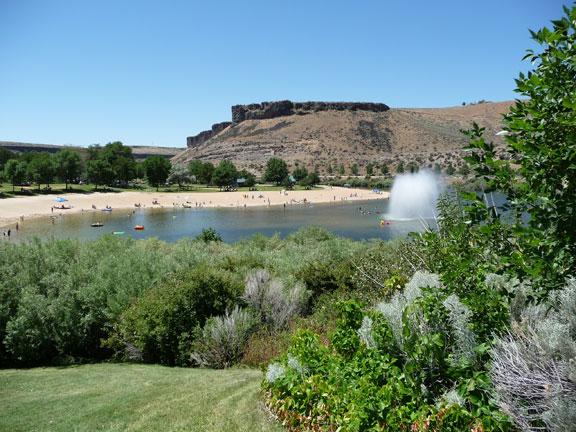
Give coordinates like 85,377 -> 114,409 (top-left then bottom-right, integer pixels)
7,229 -> 10,238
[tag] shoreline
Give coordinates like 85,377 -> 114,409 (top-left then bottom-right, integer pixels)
0,187 -> 388,229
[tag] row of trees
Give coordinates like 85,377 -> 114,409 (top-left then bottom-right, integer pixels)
0,143 -> 174,192
186,157 -> 319,189
1,146 -> 325,193
1,149 -> 83,192
263,158 -> 320,187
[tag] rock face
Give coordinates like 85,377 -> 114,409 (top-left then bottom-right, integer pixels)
174,100 -> 513,176
187,121 -> 232,148
231,100 -> 389,123
187,101 -> 389,148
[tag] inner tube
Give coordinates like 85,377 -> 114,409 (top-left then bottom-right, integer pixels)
134,225 -> 145,231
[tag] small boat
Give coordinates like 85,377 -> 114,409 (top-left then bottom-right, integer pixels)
134,225 -> 145,231
182,204 -> 192,208
113,231 -> 125,235
101,207 -> 112,212
91,222 -> 104,228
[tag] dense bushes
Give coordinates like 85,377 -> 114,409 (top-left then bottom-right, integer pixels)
490,278 -> 576,431
113,266 -> 242,366
0,237 -> 178,365
191,307 -> 257,368
264,271 -> 512,431
264,9 -> 576,431
0,227 -> 381,367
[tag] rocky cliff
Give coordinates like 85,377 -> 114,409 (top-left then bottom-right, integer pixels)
176,100 -> 511,175
231,100 -> 389,123
186,101 -> 389,148
186,121 -> 232,148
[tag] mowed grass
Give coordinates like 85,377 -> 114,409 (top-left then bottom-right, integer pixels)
0,182 -> 317,198
0,363 -> 281,432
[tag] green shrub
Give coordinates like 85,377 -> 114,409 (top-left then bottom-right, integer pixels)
195,227 -> 223,243
191,306 -> 257,368
491,278 -> 576,431
295,259 -> 352,301
351,240 -> 412,300
286,225 -> 334,245
242,269 -> 309,331
115,265 -> 242,366
263,272 -> 513,431
242,328 -> 293,368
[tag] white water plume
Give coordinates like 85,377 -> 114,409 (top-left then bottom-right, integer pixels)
386,171 -> 442,220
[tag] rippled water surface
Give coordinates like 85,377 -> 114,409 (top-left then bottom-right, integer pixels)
12,199 -> 431,243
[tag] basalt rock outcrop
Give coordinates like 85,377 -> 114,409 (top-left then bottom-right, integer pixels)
231,100 -> 390,123
187,121 -> 232,148
176,100 -> 512,176
187,101 -> 389,148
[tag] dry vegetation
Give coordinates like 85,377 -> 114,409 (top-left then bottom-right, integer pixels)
173,101 -> 512,175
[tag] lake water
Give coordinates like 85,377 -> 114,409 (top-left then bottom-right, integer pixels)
10,199 -> 432,243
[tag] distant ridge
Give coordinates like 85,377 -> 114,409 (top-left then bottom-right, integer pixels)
174,100 -> 513,174
0,141 -> 185,161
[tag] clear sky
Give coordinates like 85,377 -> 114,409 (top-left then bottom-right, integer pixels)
0,0 -> 569,148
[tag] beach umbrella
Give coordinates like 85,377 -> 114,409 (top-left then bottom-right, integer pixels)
54,197 -> 68,202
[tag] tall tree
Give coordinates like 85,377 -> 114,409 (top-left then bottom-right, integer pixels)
3,160 -> 27,192
27,153 -> 56,190
212,160 -> 238,188
144,156 -> 172,191
264,158 -> 288,185
101,142 -> 136,186
0,148 -> 14,170
86,159 -> 114,190
464,5 -> 576,291
55,149 -> 83,189
366,163 -> 374,176
292,166 -> 308,182
188,160 -> 214,184
168,166 -> 191,189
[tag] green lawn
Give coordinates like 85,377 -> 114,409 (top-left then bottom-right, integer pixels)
0,363 -> 281,432
0,183 -> 317,198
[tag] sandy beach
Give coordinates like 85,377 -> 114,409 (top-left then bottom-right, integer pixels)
0,186 -> 388,229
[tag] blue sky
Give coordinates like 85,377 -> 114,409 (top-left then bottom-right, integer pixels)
0,0 -> 569,148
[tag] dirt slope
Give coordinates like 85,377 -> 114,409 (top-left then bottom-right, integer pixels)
173,101 -> 512,174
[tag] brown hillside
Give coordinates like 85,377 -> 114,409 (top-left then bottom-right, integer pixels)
173,101 -> 513,175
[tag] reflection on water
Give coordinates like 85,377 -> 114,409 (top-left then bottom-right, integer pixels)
11,199 -> 434,243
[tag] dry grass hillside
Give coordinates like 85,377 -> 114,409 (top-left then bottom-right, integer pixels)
173,101 -> 513,175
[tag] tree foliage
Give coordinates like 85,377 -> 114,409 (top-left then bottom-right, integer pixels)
188,160 -> 215,184
167,165 -> 191,189
86,159 -> 114,190
55,149 -> 83,189
212,160 -> 238,188
27,152 -> 56,190
463,5 -> 576,293
3,159 -> 27,192
292,166 -> 308,182
264,158 -> 288,184
144,156 -> 172,191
